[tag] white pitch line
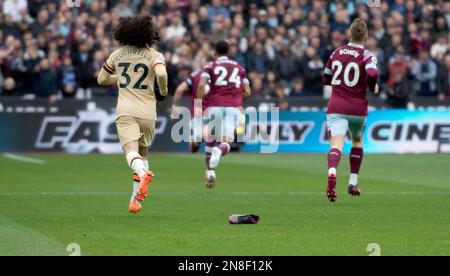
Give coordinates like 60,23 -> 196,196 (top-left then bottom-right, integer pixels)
0,191 -> 449,196
3,153 -> 45,165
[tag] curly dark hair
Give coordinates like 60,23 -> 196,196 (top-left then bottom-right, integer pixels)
113,15 -> 160,48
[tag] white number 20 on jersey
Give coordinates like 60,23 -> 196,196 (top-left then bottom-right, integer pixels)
331,61 -> 360,87
214,66 -> 241,89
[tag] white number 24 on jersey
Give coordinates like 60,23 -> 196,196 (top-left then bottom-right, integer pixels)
214,66 -> 241,89
331,61 -> 360,87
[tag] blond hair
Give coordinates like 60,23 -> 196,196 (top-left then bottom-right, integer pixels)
350,18 -> 368,43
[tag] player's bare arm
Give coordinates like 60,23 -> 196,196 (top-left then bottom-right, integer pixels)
171,81 -> 189,119
243,83 -> 251,98
197,76 -> 208,99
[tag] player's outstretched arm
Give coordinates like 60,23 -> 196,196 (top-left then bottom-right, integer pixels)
155,64 -> 168,96
171,81 -> 189,119
197,77 -> 208,99
243,83 -> 251,98
97,67 -> 118,86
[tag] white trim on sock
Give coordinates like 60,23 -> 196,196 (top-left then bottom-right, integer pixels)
206,170 -> 216,179
126,152 -> 146,177
328,168 -> 337,177
349,173 -> 358,186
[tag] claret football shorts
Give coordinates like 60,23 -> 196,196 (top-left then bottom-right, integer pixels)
326,114 -> 367,139
116,116 -> 156,148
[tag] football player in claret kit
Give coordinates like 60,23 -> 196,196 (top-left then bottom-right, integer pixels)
322,18 -> 379,202
171,57 -> 212,153
198,41 -> 251,187
97,15 -> 168,213
171,68 -> 204,153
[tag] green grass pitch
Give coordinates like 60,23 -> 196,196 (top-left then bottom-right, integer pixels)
0,153 -> 449,256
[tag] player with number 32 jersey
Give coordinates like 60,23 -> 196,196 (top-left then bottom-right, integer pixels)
97,16 -> 167,214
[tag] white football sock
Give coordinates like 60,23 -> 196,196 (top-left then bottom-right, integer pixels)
126,152 -> 146,178
206,170 -> 216,179
349,173 -> 358,186
328,168 -> 337,177
131,182 -> 139,201
144,160 -> 149,170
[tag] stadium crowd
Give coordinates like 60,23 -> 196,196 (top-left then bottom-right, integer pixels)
0,0 -> 449,108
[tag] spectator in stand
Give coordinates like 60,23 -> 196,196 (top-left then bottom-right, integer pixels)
301,47 -> 325,96
289,78 -> 308,97
58,55 -> 78,98
388,47 -> 410,89
2,77 -> 18,96
408,24 -> 430,58
276,83 -> 289,110
387,71 -> 411,108
0,36 -> 17,94
32,58 -> 57,102
411,49 -> 438,97
198,6 -> 211,34
437,54 -> 450,101
207,0 -> 231,22
112,0 -> 134,18
431,34 -> 448,59
166,11 -> 186,41
261,71 -> 282,101
73,42 -> 94,94
247,41 -> 271,75
274,42 -> 301,85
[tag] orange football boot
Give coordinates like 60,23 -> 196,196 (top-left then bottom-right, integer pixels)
136,171 -> 155,202
128,198 -> 142,214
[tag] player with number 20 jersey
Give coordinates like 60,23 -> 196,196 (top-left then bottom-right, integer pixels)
322,18 -> 379,203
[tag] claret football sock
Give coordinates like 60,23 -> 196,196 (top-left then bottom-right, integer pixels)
219,142 -> 230,156
126,152 -> 147,178
350,147 -> 363,173
327,148 -> 342,177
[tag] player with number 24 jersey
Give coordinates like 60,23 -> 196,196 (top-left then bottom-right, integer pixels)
201,56 -> 249,108
197,41 -> 251,189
